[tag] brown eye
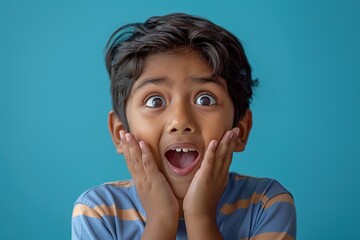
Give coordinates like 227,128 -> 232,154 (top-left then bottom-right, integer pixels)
195,94 -> 216,106
145,95 -> 166,108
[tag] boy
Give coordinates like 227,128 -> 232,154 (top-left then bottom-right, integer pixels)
72,13 -> 296,239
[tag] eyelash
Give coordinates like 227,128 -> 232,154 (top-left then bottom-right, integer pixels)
195,92 -> 217,106
144,95 -> 166,108
144,92 -> 217,108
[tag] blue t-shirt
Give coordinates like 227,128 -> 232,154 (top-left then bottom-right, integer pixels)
72,172 -> 296,239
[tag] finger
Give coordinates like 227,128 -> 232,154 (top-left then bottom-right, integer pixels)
120,130 -> 136,177
199,139 -> 218,174
126,133 -> 145,177
222,128 -> 239,171
215,128 -> 239,172
215,130 -> 232,166
139,141 -> 159,178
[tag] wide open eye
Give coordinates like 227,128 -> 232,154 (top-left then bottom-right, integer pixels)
145,95 -> 166,108
195,93 -> 217,106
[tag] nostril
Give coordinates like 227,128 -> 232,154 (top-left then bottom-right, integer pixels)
184,127 -> 192,132
170,127 -> 193,133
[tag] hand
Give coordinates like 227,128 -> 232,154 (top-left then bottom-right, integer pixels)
120,131 -> 179,238
183,127 -> 239,217
182,128 -> 239,239
120,130 -> 179,217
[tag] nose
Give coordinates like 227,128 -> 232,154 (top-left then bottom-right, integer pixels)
166,102 -> 196,134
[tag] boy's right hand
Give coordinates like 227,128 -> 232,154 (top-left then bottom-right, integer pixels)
120,131 -> 179,239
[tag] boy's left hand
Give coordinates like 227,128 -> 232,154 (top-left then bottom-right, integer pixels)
183,127 -> 239,218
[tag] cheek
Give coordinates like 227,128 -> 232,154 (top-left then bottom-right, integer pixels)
127,115 -> 163,147
130,121 -> 158,141
204,127 -> 228,144
200,107 -> 234,143
200,116 -> 231,144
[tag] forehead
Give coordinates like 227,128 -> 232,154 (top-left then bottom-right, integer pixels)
134,50 -> 227,89
143,50 -> 210,74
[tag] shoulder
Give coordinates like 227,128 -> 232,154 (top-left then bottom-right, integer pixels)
72,179 -> 145,220
72,180 -> 145,239
227,172 -> 293,201
74,180 -> 136,207
219,173 -> 296,239
219,172 -> 295,219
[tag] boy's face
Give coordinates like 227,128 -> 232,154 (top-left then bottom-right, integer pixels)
111,50 -> 250,199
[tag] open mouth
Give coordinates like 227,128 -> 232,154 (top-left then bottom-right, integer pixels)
165,147 -> 199,173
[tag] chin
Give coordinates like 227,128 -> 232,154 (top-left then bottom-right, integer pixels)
168,178 -> 192,200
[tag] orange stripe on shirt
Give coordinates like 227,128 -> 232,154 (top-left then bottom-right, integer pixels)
234,175 -> 250,180
72,203 -> 145,222
105,180 -> 133,188
220,192 -> 267,215
241,232 -> 294,240
220,192 -> 293,215
72,204 -> 102,219
263,193 -> 294,209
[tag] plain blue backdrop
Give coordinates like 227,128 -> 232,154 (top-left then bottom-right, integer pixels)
1,0 -> 359,239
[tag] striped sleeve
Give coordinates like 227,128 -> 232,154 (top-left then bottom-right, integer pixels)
218,174 -> 296,239
72,203 -> 114,240
247,192 -> 296,240
71,180 -> 146,240
247,180 -> 296,239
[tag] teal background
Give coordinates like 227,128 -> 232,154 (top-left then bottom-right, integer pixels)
1,0 -> 359,239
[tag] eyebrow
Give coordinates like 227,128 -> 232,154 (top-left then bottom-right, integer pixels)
134,77 -> 172,90
192,77 -> 227,88
134,76 -> 226,91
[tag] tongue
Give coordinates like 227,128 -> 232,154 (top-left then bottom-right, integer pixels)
166,151 -> 197,169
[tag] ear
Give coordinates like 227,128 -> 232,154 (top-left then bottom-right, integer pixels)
108,110 -> 125,154
234,109 -> 253,152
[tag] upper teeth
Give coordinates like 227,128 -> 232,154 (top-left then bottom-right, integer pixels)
173,148 -> 196,152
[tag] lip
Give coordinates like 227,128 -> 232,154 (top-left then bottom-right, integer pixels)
164,143 -> 201,176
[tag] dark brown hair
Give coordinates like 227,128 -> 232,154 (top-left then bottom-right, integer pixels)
105,13 -> 257,131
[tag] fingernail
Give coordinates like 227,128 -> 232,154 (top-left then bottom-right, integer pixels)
212,140 -> 218,151
234,128 -> 240,138
125,133 -> 131,142
119,131 -> 124,140
139,141 -> 145,151
228,131 -> 234,141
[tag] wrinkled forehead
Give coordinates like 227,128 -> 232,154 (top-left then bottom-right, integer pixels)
144,46 -> 221,73
135,49 -> 227,89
